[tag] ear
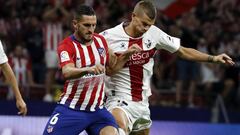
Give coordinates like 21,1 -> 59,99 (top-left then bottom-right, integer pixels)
132,12 -> 136,18
72,20 -> 78,29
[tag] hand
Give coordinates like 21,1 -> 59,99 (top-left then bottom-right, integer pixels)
16,98 -> 27,116
213,53 -> 235,66
123,44 -> 142,59
128,44 -> 142,54
88,64 -> 105,74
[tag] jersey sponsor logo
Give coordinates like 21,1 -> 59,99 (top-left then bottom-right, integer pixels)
83,72 -> 104,78
130,51 -> 150,61
97,47 -> 106,57
60,51 -> 70,62
126,51 -> 152,66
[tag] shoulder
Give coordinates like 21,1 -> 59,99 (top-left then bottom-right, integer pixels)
59,36 -> 73,47
58,36 -> 75,52
93,33 -> 106,40
147,25 -> 164,35
100,23 -> 123,37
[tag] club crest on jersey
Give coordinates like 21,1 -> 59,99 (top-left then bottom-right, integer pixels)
145,39 -> 152,48
97,47 -> 105,57
47,125 -> 54,133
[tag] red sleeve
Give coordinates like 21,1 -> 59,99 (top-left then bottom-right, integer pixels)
57,41 -> 75,68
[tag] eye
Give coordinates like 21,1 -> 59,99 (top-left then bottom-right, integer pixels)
142,22 -> 150,27
83,24 -> 91,27
83,24 -> 96,28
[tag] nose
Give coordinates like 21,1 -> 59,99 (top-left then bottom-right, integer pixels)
89,25 -> 95,33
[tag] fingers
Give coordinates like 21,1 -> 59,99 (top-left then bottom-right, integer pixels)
18,106 -> 27,116
130,44 -> 142,52
222,54 -> 232,60
90,64 -> 105,74
221,54 -> 235,65
216,54 -> 235,66
16,99 -> 27,116
225,59 -> 235,66
129,44 -> 142,53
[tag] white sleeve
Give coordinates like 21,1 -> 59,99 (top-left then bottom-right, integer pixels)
0,40 -> 8,64
151,26 -> 180,53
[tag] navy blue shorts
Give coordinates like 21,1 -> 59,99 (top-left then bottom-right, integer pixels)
42,105 -> 118,135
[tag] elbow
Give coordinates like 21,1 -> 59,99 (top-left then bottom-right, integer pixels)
62,72 -> 71,80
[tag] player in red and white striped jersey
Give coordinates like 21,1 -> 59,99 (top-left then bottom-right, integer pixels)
101,1 -> 235,135
43,5 -> 141,135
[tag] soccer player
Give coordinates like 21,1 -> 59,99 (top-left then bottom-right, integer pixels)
101,1 -> 235,135
0,40 -> 27,116
42,5 -> 141,135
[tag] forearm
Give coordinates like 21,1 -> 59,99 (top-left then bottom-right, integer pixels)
1,63 -> 22,100
106,44 -> 141,75
177,46 -> 214,62
62,66 -> 89,80
106,54 -> 128,76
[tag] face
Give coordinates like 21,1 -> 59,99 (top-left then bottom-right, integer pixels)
14,45 -> 23,57
132,12 -> 155,36
73,15 -> 97,43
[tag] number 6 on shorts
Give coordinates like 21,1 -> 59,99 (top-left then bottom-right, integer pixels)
49,113 -> 60,125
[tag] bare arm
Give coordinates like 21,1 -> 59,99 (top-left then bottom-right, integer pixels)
106,44 -> 142,76
176,46 -> 235,65
62,63 -> 105,80
0,62 -> 27,116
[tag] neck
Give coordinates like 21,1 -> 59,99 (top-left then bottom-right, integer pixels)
73,32 -> 92,45
124,22 -> 141,38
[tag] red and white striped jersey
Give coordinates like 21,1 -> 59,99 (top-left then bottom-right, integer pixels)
57,34 -> 109,112
8,56 -> 32,85
101,23 -> 180,102
0,40 -> 8,64
43,23 -> 63,51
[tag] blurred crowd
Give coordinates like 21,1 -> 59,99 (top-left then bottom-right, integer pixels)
0,0 -> 239,110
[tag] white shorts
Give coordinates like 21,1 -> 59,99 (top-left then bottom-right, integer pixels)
45,51 -> 58,68
105,96 -> 152,132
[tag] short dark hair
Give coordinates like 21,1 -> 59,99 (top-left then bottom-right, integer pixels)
74,5 -> 96,20
136,0 -> 156,20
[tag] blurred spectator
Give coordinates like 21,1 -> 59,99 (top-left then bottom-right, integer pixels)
175,11 -> 200,108
197,39 -> 221,107
24,16 -> 45,84
7,45 -> 34,99
42,1 -> 70,102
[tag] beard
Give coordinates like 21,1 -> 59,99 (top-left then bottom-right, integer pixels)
77,31 -> 93,43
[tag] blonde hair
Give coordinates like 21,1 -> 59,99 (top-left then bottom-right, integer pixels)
133,0 -> 157,20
